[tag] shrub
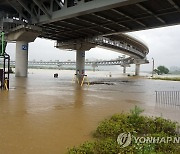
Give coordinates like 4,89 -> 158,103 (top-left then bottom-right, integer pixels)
68,142 -> 94,154
67,106 -> 179,153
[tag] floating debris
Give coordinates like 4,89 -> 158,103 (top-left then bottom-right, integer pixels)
87,81 -> 115,85
54,73 -> 58,78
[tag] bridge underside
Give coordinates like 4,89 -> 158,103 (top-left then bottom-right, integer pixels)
41,0 -> 180,41
1,0 -> 180,42
40,0 -> 180,41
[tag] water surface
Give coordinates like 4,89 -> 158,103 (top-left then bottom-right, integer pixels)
0,69 -> 180,153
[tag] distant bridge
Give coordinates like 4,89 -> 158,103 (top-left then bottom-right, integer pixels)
7,57 -> 148,67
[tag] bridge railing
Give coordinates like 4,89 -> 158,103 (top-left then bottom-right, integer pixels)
92,36 -> 146,58
155,91 -> 180,106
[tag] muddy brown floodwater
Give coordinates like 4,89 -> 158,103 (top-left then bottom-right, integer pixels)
0,69 -> 180,154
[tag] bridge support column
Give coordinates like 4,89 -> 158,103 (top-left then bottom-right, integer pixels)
76,49 -> 85,83
92,63 -> 97,72
6,25 -> 41,77
123,66 -> 126,74
135,64 -> 140,76
92,66 -> 96,72
15,41 -> 28,77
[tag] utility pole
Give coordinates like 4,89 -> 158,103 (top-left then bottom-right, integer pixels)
152,58 -> 155,77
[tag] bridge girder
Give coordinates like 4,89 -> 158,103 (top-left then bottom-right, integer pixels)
31,0 -> 146,24
1,0 -> 180,42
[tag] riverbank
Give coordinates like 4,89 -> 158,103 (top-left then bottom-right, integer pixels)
152,77 -> 180,81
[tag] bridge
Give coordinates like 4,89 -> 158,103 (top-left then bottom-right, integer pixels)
5,56 -> 147,73
0,0 -> 180,83
8,59 -> 132,67
1,0 -> 180,39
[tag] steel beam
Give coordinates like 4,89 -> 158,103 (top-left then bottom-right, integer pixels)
167,0 -> 180,10
7,0 -> 28,21
75,17 -> 104,34
92,13 -> 126,31
48,15 -> 131,37
33,0 -> 51,19
111,8 -> 147,27
31,0 -> 146,24
136,3 -> 166,24
16,0 -> 38,21
54,0 -> 64,9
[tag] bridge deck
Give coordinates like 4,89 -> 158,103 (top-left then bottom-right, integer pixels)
39,0 -> 180,41
1,0 -> 180,42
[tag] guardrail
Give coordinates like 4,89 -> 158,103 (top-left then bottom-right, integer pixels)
87,36 -> 146,58
155,91 -> 180,106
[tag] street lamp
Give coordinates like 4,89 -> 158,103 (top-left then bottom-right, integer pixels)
152,58 -> 155,77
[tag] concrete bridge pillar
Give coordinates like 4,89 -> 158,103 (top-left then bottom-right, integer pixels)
92,63 -> 98,72
123,66 -> 126,74
15,41 -> 28,77
92,66 -> 96,72
135,64 -> 140,76
6,25 -> 41,77
76,49 -> 85,83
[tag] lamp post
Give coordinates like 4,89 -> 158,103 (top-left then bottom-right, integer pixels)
152,58 -> 155,77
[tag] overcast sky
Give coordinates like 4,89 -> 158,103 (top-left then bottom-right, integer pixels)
5,25 -> 180,71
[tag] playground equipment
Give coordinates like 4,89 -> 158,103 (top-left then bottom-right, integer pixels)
0,32 -> 10,90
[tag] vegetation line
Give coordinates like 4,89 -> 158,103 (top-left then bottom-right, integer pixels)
152,77 -> 180,81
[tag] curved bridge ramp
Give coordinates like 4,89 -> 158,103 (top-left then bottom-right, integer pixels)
55,33 -> 149,63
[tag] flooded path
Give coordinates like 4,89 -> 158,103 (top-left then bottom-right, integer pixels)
0,69 -> 180,153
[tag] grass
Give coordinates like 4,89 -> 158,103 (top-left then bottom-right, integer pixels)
67,106 -> 180,154
152,77 -> 180,81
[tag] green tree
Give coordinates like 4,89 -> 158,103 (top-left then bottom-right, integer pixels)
154,66 -> 169,75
